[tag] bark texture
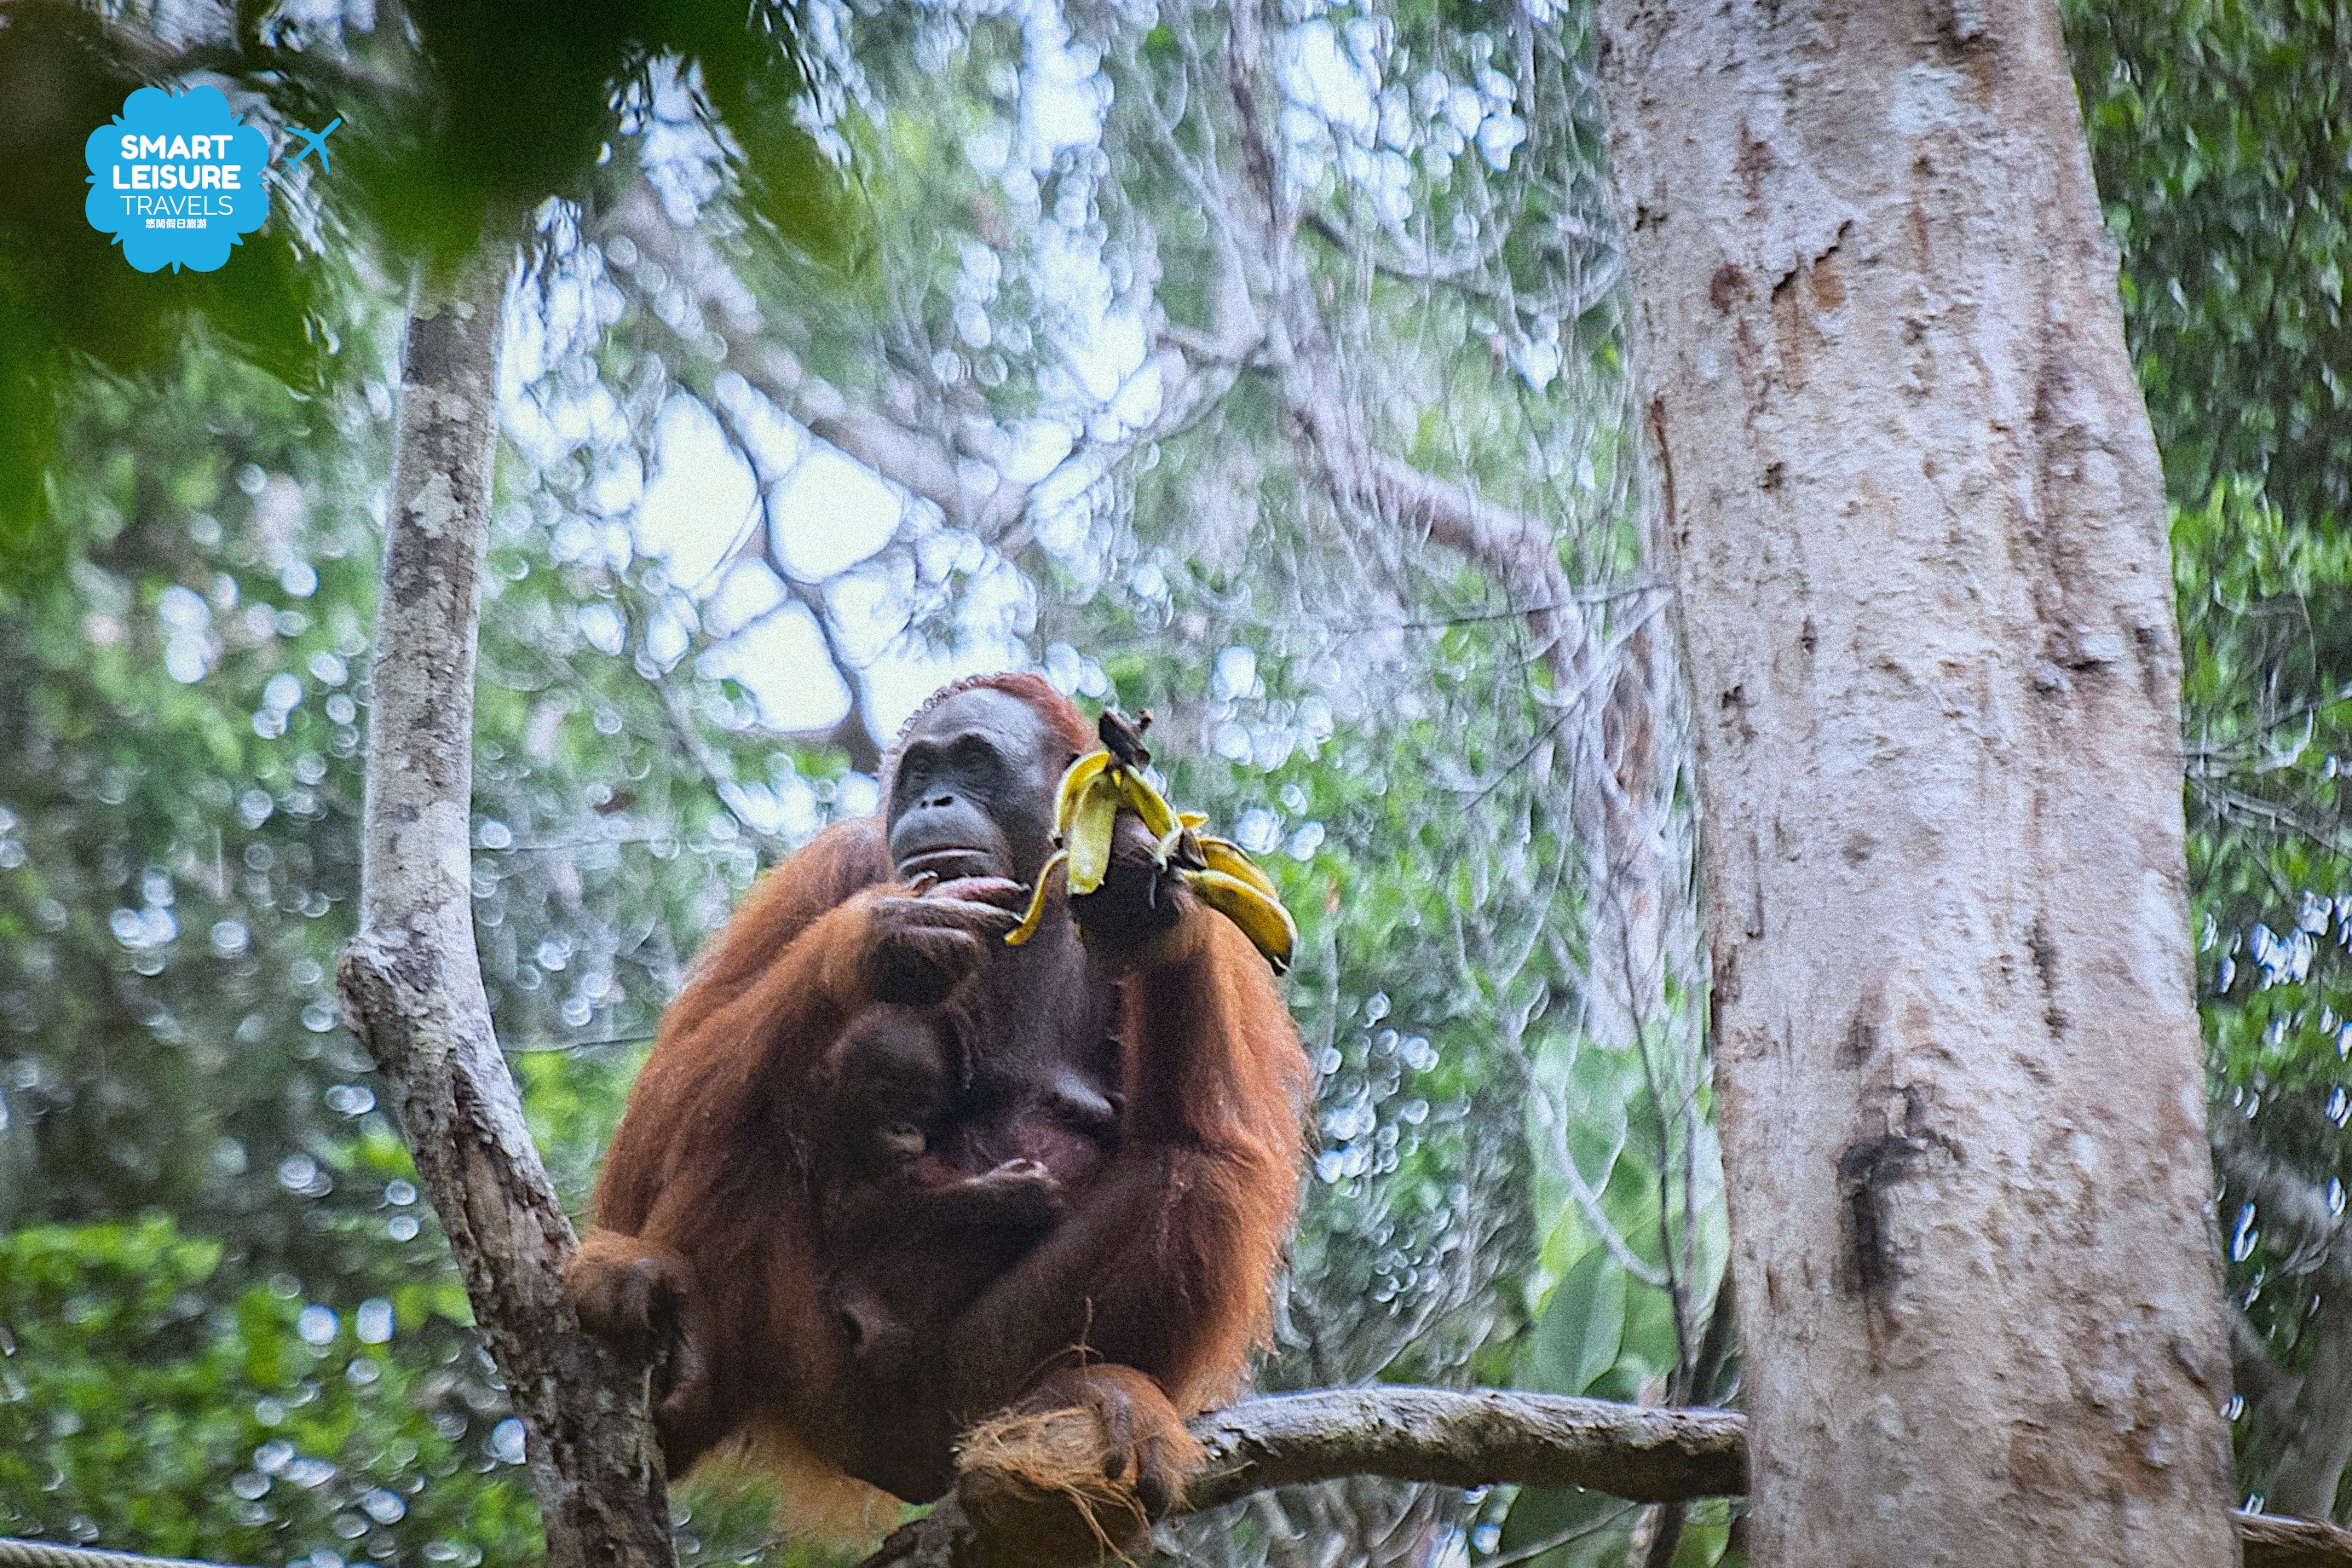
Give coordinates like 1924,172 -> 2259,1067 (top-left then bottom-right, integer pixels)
1594,3 -> 2237,1564
1180,1387 -> 1746,1506
2243,1513 -> 2352,1568
336,251 -> 675,1568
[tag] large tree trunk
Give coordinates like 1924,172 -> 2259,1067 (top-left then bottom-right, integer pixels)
1594,3 -> 2238,1564
337,250 -> 676,1568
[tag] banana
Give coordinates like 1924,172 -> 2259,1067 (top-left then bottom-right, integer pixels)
1196,835 -> 1282,902
1112,766 -> 1180,842
1050,747 -> 1179,849
1012,744 -> 1300,975
1064,768 -> 1123,895
1004,849 -> 1069,947
1052,749 -> 1113,836
1189,868 -> 1298,974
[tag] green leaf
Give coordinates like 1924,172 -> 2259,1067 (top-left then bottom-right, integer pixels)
1521,1243 -> 1626,1397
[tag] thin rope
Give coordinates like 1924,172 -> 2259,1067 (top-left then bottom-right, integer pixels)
0,1540 -> 247,1568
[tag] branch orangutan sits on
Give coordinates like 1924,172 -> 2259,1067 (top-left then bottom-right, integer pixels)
562,672 -> 1310,1555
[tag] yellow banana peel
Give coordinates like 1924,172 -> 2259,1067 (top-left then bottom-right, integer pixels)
1115,766 -> 1179,842
1004,744 -> 1297,973
1189,868 -> 1299,974
1065,768 -> 1121,895
1052,749 -> 1112,833
1196,835 -> 1283,902
1005,848 -> 1069,946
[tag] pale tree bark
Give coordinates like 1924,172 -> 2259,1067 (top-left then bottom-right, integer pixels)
1594,3 -> 2238,1565
335,248 -> 675,1568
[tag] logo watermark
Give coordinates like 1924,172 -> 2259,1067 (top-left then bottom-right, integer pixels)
84,84 -> 271,273
285,118 -> 340,172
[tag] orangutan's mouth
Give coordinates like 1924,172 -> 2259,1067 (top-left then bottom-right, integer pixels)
896,847 -> 996,883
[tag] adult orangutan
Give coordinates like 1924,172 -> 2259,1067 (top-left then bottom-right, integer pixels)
562,672 -> 1309,1552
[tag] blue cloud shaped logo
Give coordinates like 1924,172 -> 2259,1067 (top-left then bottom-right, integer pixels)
84,85 -> 272,273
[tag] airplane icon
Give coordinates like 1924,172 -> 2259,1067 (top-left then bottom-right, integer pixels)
283,118 -> 340,172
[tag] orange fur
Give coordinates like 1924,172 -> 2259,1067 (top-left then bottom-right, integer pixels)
565,675 -> 1310,1555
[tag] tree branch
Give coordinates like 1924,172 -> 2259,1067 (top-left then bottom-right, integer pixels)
2268,1300 -> 2352,1524
703,395 -> 885,775
2242,1511 -> 2352,1568
1299,205 -> 1508,285
865,1389 -> 1738,1568
2233,1301 -> 2303,1415
336,249 -> 674,1568
610,187 -> 1031,539
648,674 -> 794,859
1184,1388 -> 1742,1506
2211,1104 -> 2352,1288
2214,1112 -> 2352,1522
860,1386 -> 2348,1568
1216,0 -> 1592,698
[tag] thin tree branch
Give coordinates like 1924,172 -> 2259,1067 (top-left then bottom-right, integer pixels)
704,395 -> 885,773
2268,1300 -> 2352,1522
2217,1110 -> 2352,1519
610,186 -> 1031,539
1300,205 -> 1510,285
2211,1105 -> 2352,1288
2234,1301 -> 2303,1416
1497,1005 -> 1669,1288
649,674 -> 794,858
2190,778 -> 2351,859
1219,0 -> 1595,699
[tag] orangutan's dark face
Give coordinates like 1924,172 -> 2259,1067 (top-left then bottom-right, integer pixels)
885,688 -> 1070,887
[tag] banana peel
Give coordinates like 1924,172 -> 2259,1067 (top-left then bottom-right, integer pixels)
1188,867 -> 1299,973
1066,766 -> 1122,894
1003,848 -> 1069,947
1005,744 -> 1297,974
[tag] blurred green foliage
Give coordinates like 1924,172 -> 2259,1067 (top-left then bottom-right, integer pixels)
0,0 -> 859,1558
0,1216 -> 536,1565
0,2 -> 326,582
0,297 -> 818,1565
0,0 -> 852,585
2070,0 -> 2352,1516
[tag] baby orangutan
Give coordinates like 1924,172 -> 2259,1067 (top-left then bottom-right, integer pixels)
810,999 -> 1119,1379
